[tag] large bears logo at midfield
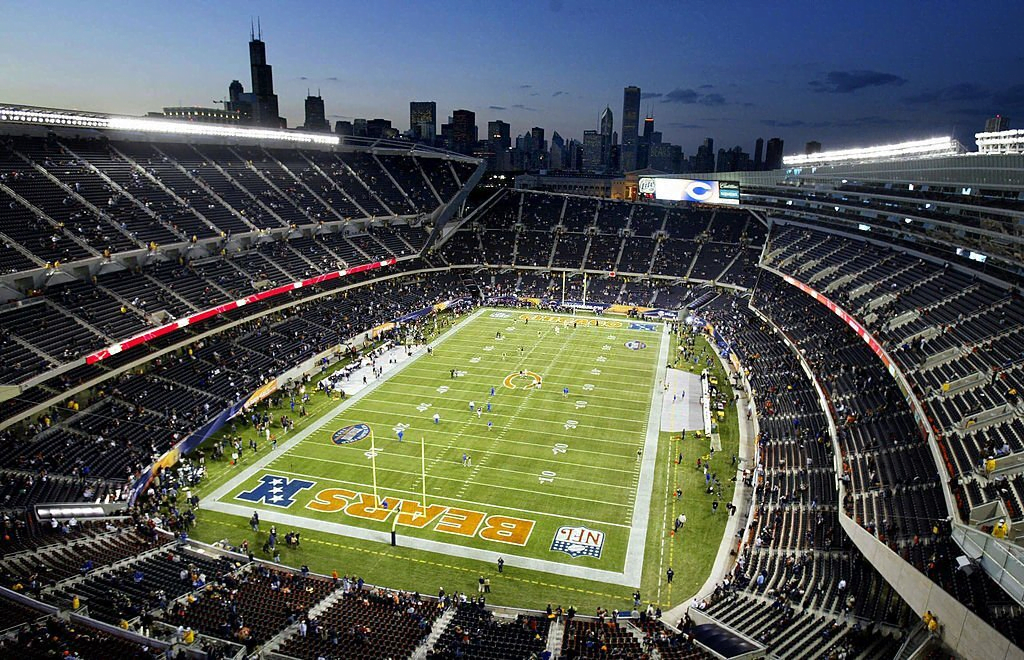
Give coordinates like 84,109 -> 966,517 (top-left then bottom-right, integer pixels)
624,340 -> 647,351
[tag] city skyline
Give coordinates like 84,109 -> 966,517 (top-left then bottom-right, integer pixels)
3,0 -> 1024,155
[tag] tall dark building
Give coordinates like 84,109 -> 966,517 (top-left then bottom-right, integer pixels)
985,115 -> 1010,132
410,101 -> 437,143
302,92 -> 329,132
764,137 -> 784,170
694,137 -> 715,173
451,109 -> 476,155
621,86 -> 641,171
582,130 -> 605,172
487,120 -> 511,171
530,127 -> 546,152
599,106 -> 614,167
638,115 -> 655,169
247,22 -> 284,128
753,138 -> 764,171
334,120 -> 353,136
549,131 -> 567,170
805,140 -> 822,155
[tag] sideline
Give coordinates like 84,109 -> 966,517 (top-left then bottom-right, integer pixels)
621,322 -> 670,586
662,338 -> 755,624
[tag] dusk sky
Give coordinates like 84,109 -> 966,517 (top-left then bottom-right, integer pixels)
3,0 -> 1023,156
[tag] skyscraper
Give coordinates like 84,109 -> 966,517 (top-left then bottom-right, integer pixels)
549,131 -> 566,171
638,115 -> 655,169
695,138 -> 715,173
582,130 -> 605,172
248,21 -> 284,128
599,106 -> 614,167
410,101 -> 437,143
451,109 -> 476,155
530,127 -> 546,153
753,138 -> 764,171
302,92 -> 329,132
985,115 -> 1010,132
764,138 -> 785,170
621,86 -> 641,172
487,120 -> 511,171
805,141 -> 822,155
530,127 -> 547,169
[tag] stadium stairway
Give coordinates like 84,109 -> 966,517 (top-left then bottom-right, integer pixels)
544,617 -> 564,657
409,606 -> 457,660
258,581 -> 348,657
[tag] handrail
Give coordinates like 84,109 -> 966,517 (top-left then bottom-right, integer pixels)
951,523 -> 1024,606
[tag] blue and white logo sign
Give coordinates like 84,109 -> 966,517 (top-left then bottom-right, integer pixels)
332,423 -> 371,445
236,474 -> 315,508
551,526 -> 605,559
625,340 -> 647,350
629,322 -> 657,331
489,312 -> 511,319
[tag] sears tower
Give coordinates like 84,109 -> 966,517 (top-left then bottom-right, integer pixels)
621,86 -> 641,172
248,20 -> 284,128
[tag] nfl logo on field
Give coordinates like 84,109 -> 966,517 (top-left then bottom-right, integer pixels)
551,526 -> 604,559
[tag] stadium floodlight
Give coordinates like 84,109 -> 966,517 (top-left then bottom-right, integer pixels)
108,116 -> 340,146
0,104 -> 340,146
783,137 -> 959,166
975,128 -> 1024,154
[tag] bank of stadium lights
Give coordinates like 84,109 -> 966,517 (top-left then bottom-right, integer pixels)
975,128 -> 1024,154
782,137 -> 961,166
0,106 -> 340,146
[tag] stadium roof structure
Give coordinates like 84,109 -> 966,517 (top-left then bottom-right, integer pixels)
0,103 -> 476,160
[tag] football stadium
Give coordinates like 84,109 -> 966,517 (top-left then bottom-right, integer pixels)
2,15 -> 1024,660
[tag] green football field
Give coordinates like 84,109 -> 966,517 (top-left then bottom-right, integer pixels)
206,309 -> 665,582
193,307 -> 740,610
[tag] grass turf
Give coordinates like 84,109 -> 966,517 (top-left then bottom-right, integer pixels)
188,308 -> 740,613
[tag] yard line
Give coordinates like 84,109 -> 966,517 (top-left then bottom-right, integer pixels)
254,467 -> 631,528
305,423 -> 642,457
290,440 -> 637,475
380,379 -> 653,408
346,407 -> 638,437
346,403 -> 648,437
401,360 -> 657,379
271,453 -> 631,501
